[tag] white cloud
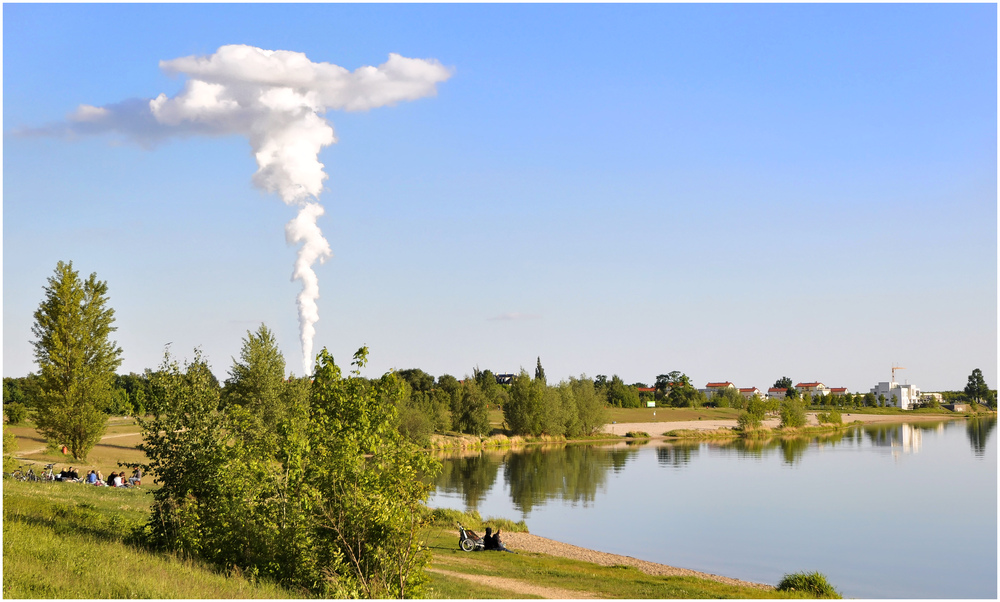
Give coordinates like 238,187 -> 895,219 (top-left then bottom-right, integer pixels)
30,44 -> 452,374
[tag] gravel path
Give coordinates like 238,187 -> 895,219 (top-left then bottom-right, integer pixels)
500,532 -> 773,591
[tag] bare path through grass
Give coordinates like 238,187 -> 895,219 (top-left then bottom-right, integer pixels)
427,567 -> 596,599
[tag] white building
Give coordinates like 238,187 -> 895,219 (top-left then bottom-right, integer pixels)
870,381 -> 922,410
767,387 -> 787,400
701,382 -> 736,398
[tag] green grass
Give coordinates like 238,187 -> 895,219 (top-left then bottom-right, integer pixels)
608,407 -> 743,423
2,479 -> 299,599
424,528 -> 807,599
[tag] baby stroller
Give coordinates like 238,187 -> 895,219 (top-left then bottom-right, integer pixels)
457,523 -> 485,552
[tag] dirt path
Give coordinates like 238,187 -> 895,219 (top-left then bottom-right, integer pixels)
427,567 -> 597,599
16,431 -> 142,458
500,532 -> 773,591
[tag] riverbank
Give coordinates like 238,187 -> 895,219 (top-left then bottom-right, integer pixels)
602,411 -> 961,436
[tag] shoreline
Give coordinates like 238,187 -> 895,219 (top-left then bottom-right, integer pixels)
602,411 -> 963,437
499,531 -> 774,590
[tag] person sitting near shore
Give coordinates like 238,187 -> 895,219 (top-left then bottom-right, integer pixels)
484,527 -> 513,552
86,470 -> 98,485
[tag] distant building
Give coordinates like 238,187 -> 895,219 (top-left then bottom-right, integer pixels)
495,373 -> 514,385
739,387 -> 762,400
767,387 -> 788,400
870,381 -> 922,410
829,387 -> 848,396
796,382 -> 830,397
702,381 -> 736,398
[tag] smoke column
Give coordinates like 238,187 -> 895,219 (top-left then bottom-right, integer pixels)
43,45 -> 451,373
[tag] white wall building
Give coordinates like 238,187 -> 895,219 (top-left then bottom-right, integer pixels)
870,381 -> 922,410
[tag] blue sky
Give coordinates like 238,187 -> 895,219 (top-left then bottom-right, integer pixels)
4,3 -> 996,392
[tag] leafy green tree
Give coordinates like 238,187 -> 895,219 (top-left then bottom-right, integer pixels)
737,394 -> 767,431
505,370 -> 544,436
397,368 -> 435,394
964,368 -> 992,405
31,261 -> 122,460
4,402 -> 28,424
773,376 -> 793,390
780,397 -> 806,428
452,378 -> 491,436
863,392 -> 877,407
878,394 -> 887,408
569,376 -> 608,435
141,345 -> 438,597
307,348 -> 439,597
113,372 -> 151,416
436,374 -> 462,413
710,387 -> 744,409
663,373 -> 704,408
535,357 -> 546,384
221,324 -> 290,434
606,375 -> 640,408
594,375 -> 608,390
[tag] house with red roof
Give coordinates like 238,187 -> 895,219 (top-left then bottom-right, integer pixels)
701,381 -> 736,398
767,387 -> 788,400
739,387 -> 762,400
796,382 -> 830,397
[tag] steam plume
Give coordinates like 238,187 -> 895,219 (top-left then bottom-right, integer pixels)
34,45 -> 451,373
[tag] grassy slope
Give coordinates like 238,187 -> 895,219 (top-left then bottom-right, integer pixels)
2,479 -> 298,599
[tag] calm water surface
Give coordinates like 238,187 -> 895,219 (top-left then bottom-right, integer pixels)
428,418 -> 997,598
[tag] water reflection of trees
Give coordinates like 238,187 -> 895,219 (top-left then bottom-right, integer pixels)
433,451 -> 504,511
715,430 -> 851,465
656,443 -> 699,468
966,416 -> 996,457
504,445 -> 638,515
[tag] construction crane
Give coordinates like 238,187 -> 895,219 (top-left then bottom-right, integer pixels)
892,365 -> 906,384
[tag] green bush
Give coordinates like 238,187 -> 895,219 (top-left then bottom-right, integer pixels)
780,398 -> 807,428
624,431 -> 650,438
777,571 -> 841,598
5,402 -> 28,425
816,410 -> 842,425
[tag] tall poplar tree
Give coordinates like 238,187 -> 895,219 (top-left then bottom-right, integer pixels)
31,261 -> 122,460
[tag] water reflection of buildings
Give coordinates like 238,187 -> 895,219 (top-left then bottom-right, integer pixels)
865,423 -> 942,458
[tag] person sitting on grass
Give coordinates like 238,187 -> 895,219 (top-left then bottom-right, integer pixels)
129,467 -> 143,487
484,527 -> 513,553
113,472 -> 124,487
86,470 -> 98,485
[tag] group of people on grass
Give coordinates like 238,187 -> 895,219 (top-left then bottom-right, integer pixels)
483,527 -> 513,553
80,467 -> 142,488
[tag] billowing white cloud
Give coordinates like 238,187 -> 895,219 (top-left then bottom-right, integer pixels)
34,44 -> 452,373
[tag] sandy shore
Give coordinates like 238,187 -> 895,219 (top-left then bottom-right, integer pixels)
602,411 -> 960,436
500,531 -> 774,591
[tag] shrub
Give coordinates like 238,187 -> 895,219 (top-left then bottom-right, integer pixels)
5,402 -> 27,425
624,431 -> 650,438
777,571 -> 841,598
816,410 -> 842,425
780,398 -> 806,428
737,411 -> 762,431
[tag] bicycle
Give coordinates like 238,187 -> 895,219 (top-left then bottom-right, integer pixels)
41,463 -> 56,481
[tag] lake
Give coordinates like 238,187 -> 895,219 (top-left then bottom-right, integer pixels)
428,417 -> 997,598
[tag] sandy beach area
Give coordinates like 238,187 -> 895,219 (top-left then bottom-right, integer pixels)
601,411 -> 959,436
